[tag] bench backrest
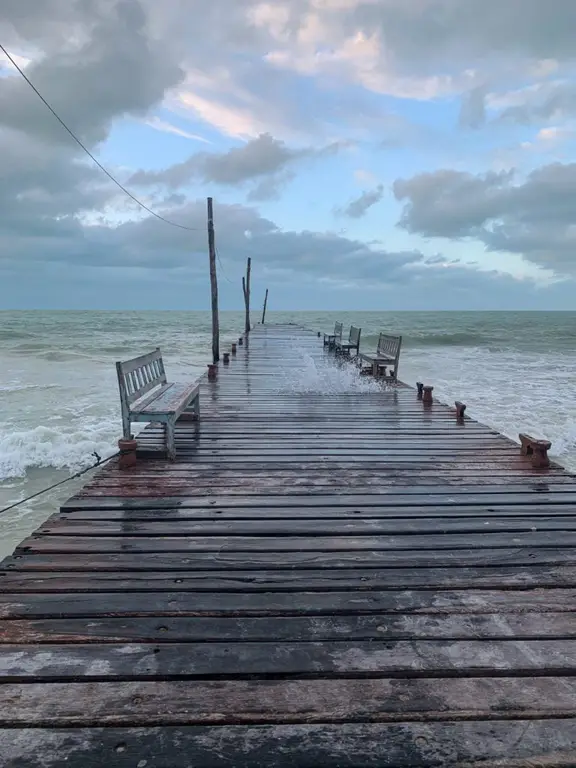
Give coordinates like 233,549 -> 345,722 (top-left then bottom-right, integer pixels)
348,325 -> 361,347
116,348 -> 167,408
334,321 -> 343,340
377,333 -> 402,361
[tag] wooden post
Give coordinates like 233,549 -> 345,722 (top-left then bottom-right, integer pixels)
207,197 -> 219,363
520,433 -> 552,469
423,386 -> 434,405
261,288 -> 269,324
242,257 -> 251,334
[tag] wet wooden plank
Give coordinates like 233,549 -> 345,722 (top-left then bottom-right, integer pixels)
4,564 -> 576,593
1,588 -> 575,619
3,639 -> 576,680
1,720 -> 576,767
2,676 -> 576,726
18,530 -> 576,554
64,487 -> 576,508
57,504 -> 576,520
2,612 -> 575,644
37,517 -> 576,538
7,546 -> 576,571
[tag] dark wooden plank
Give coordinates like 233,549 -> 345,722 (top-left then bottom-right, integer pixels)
6,564 -> 576,593
18,530 -> 576,553
2,612 -> 575,644
37,517 -> 576,537
2,676 -> 576,726
1,588 -> 575,619
57,504 -> 576,520
7,546 -> 576,570
3,640 -> 576,680
64,489 -> 576,510
1,720 -> 576,767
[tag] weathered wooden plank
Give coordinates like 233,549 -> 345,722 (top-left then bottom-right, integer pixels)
4,564 -> 576,593
57,504 -> 576,520
37,517 -> 576,537
2,676 -> 576,726
2,720 -> 576,767
7,547 -> 576,571
3,640 -> 576,680
18,530 -> 576,553
1,588 -> 575,619
2,611 -> 574,644
64,489 -> 576,510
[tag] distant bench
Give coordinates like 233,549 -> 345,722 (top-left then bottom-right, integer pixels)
116,348 -> 200,460
335,325 -> 361,357
358,333 -> 402,380
323,321 -> 343,350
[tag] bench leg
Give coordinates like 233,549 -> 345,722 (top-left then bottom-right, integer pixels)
178,395 -> 201,422
165,420 -> 176,461
122,413 -> 132,441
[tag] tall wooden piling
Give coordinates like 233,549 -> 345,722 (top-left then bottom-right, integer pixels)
261,288 -> 269,324
207,197 -> 219,363
242,257 -> 251,334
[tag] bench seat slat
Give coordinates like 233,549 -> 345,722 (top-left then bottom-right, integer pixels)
358,353 -> 395,363
135,382 -> 200,416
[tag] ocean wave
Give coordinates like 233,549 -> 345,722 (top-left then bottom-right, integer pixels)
0,329 -> 37,341
405,332 -> 495,347
0,424 -> 117,481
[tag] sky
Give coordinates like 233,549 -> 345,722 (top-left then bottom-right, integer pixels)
2,0 -> 576,310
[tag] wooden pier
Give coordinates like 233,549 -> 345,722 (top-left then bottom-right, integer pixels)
2,324 -> 576,766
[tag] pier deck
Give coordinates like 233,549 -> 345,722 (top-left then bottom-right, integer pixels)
2,324 -> 576,766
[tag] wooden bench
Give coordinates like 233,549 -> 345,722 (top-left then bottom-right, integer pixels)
116,348 -> 200,460
323,321 -> 343,350
335,325 -> 361,357
358,332 -> 402,379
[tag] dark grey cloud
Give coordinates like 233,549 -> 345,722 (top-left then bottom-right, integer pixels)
343,0 -> 576,73
394,162 -> 576,273
129,134 -> 346,200
498,81 -> 576,125
1,1 -> 184,148
339,185 -> 384,219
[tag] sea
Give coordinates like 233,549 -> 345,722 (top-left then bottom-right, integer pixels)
2,310 -> 576,560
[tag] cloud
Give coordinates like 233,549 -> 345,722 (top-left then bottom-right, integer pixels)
129,133 -> 345,199
145,116 -> 210,143
394,162 -> 576,274
338,185 -> 384,218
498,80 -> 576,125
459,85 -> 487,129
1,0 -> 184,149
4,0 -> 576,310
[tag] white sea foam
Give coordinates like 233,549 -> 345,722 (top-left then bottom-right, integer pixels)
0,422 -> 119,480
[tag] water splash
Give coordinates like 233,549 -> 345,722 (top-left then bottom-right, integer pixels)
277,351 -> 384,394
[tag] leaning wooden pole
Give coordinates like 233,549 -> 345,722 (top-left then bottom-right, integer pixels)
261,288 -> 269,324
242,256 -> 251,334
207,197 -> 219,363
